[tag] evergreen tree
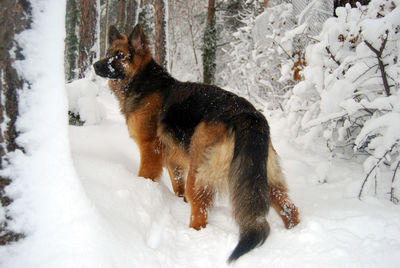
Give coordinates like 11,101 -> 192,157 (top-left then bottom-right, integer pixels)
65,0 -> 80,82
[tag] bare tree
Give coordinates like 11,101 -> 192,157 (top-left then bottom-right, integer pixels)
0,0 -> 32,245
125,0 -> 138,33
154,0 -> 168,68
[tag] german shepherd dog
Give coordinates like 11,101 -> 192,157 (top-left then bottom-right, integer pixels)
93,24 -> 300,263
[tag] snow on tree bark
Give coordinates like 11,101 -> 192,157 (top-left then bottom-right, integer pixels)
0,0 -> 31,245
202,0 -> 216,84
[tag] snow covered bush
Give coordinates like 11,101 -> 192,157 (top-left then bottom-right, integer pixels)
66,72 -> 106,125
218,0 -> 332,110
218,1 -> 299,110
285,0 -> 400,203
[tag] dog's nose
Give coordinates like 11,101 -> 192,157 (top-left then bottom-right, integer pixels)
93,61 -> 102,74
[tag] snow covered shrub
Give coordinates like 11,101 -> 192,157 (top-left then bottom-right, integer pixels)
218,1 -> 298,110
285,0 -> 400,202
66,72 -> 106,125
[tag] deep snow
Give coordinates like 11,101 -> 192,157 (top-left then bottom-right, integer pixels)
63,83 -> 400,267
1,0 -> 400,267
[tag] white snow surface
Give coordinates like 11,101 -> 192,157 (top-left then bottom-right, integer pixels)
4,74 -> 400,268
1,0 -> 400,267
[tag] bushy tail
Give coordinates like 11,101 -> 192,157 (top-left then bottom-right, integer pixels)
227,114 -> 271,263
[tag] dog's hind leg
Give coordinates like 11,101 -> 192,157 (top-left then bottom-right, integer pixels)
185,122 -> 230,230
267,141 -> 300,229
186,175 -> 215,230
269,183 -> 299,229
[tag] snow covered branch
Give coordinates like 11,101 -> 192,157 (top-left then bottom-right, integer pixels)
325,46 -> 341,66
391,160 -> 400,204
364,30 -> 392,97
358,142 -> 397,200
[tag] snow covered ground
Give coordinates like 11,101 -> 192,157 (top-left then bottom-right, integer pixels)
1,0 -> 400,267
5,72 -> 400,267
63,81 -> 400,268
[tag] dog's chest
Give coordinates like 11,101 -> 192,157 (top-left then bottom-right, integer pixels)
125,93 -> 163,141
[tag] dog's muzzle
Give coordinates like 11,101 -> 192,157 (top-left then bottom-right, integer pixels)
93,59 -> 125,80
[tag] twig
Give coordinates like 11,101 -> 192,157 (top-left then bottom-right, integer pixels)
390,160 -> 400,204
352,63 -> 378,83
364,30 -> 391,96
273,38 -> 294,62
359,143 -> 397,200
325,46 -> 341,65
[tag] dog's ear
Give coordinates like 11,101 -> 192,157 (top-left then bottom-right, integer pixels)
128,24 -> 148,54
108,25 -> 122,45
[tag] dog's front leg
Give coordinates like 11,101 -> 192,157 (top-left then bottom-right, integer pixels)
136,138 -> 163,181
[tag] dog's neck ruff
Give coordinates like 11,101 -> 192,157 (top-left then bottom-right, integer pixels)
121,59 -> 174,93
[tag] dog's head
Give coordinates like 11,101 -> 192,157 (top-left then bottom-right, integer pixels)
93,24 -> 151,80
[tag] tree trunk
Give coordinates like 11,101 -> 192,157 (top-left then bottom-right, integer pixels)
78,0 -> 98,78
0,0 -> 32,245
117,0 -> 126,31
65,0 -> 80,81
202,0 -> 216,84
125,0 -> 139,33
101,0 -> 110,57
154,0 -> 168,69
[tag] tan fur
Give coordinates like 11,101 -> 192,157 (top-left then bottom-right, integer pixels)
267,140 -> 300,229
160,133 -> 190,197
184,122 -> 232,230
267,140 -> 287,188
126,93 -> 164,181
195,131 -> 234,194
